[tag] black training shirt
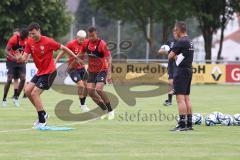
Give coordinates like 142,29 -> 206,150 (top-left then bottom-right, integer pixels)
172,36 -> 194,69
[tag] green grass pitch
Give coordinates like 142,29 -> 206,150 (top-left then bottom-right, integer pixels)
0,84 -> 240,160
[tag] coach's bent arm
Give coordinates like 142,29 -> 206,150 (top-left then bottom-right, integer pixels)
168,51 -> 176,60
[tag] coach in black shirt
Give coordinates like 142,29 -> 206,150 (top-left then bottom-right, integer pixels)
168,21 -> 194,131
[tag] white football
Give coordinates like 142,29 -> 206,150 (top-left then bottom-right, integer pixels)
233,114 -> 240,126
220,114 -> 234,126
160,45 -> 170,52
192,113 -> 203,125
205,114 -> 217,126
77,30 -> 87,38
213,112 -> 224,124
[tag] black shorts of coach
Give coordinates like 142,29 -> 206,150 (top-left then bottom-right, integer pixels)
68,68 -> 88,83
30,71 -> 57,90
6,61 -> 26,79
87,71 -> 107,84
173,68 -> 192,95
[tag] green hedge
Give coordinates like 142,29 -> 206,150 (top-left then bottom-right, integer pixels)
0,48 -> 5,58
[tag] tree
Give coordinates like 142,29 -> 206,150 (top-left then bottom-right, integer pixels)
217,0 -> 240,60
90,0 -> 192,57
75,0 -> 112,29
189,0 -> 240,61
0,0 -> 72,48
75,0 -> 94,29
154,0 -> 192,43
90,0 -> 157,56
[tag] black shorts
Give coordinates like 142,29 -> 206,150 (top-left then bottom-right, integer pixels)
31,71 -> 57,90
68,68 -> 88,83
168,59 -> 176,80
88,71 -> 107,84
173,68 -> 192,95
6,61 -> 26,79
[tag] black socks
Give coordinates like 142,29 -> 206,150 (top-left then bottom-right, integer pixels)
187,114 -> 193,127
97,102 -> 113,112
106,102 -> 113,112
14,89 -> 18,99
178,114 -> 192,128
97,102 -> 107,111
168,94 -> 172,103
80,97 -> 86,105
38,110 -> 46,123
179,115 -> 186,128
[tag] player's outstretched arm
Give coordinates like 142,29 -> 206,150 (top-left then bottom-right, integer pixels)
60,45 -> 84,65
106,55 -> 113,84
55,51 -> 65,63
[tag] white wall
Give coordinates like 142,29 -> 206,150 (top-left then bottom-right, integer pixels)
0,62 -> 75,85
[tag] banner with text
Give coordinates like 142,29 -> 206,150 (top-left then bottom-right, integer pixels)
0,62 -> 236,84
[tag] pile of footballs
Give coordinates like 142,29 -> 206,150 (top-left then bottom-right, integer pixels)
177,112 -> 240,126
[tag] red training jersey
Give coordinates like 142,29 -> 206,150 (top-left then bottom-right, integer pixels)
6,34 -> 28,62
24,36 -> 61,76
80,39 -> 110,72
66,39 -> 84,69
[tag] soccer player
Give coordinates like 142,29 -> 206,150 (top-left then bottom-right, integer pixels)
168,21 -> 194,131
9,29 -> 20,99
78,26 -> 114,120
12,28 -> 29,99
159,29 -> 178,106
55,30 -> 90,112
11,28 -> 28,99
2,27 -> 29,107
15,22 -> 82,128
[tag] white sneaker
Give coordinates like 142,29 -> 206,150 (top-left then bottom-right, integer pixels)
100,114 -> 108,119
13,98 -> 20,107
2,101 -> 7,107
33,122 -> 47,129
33,113 -> 49,126
80,104 -> 90,112
108,111 -> 115,120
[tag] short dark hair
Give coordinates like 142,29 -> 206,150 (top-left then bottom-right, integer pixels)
28,22 -> 41,31
20,28 -> 29,40
175,21 -> 187,33
88,26 -> 97,33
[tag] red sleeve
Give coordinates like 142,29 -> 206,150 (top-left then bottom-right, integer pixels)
48,38 -> 61,51
80,39 -> 88,53
100,40 -> 110,57
6,35 -> 18,50
24,41 -> 31,54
